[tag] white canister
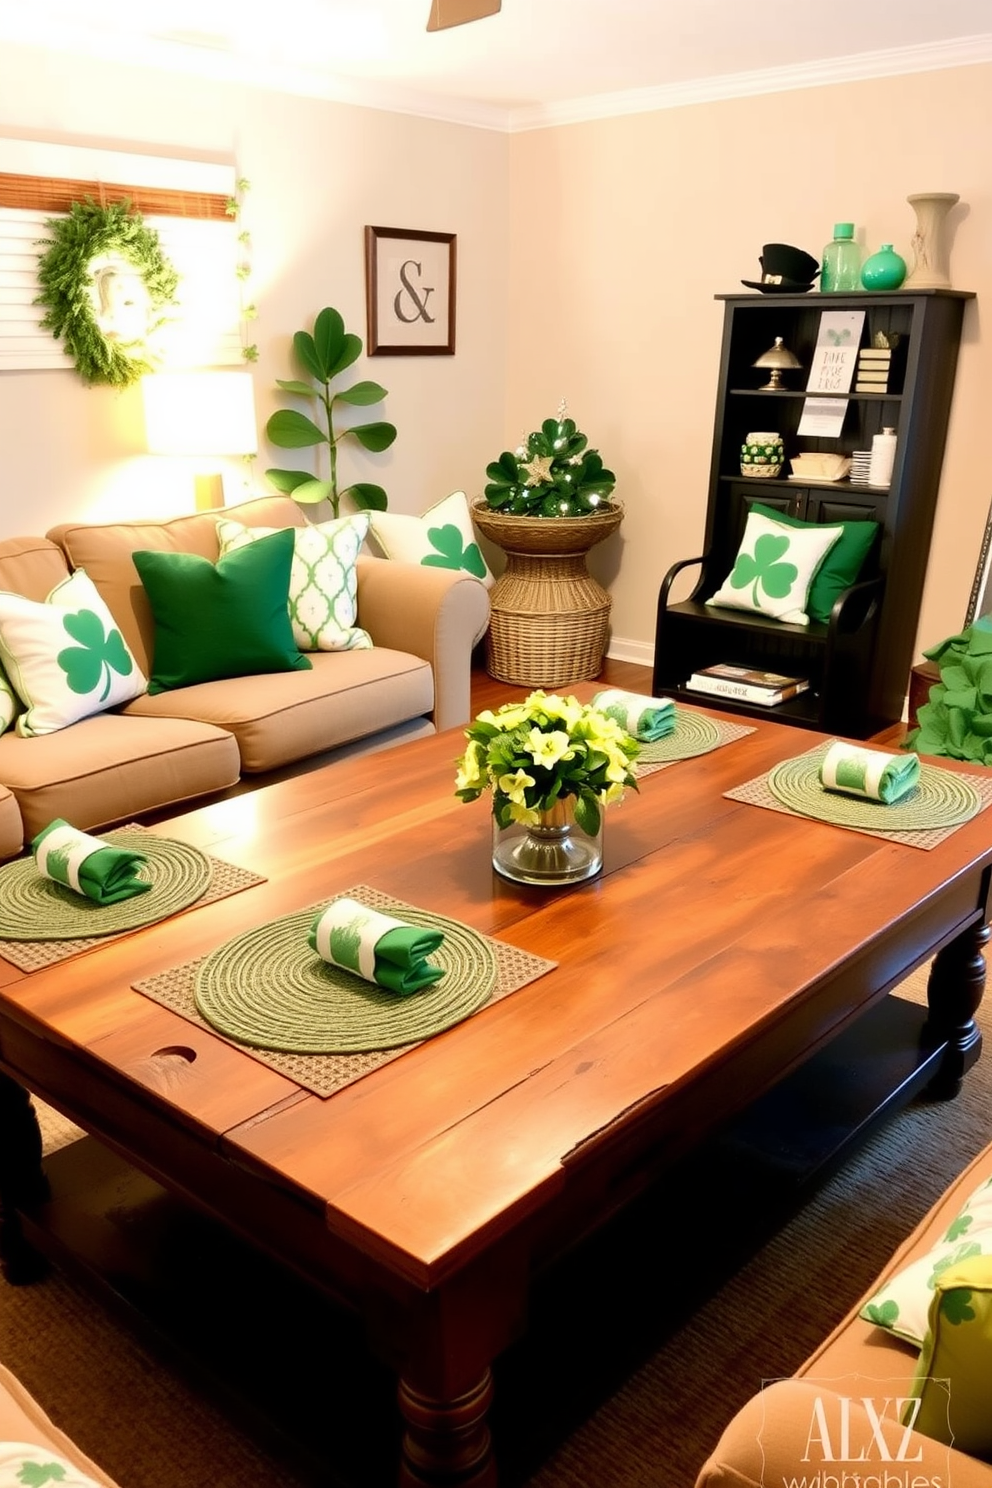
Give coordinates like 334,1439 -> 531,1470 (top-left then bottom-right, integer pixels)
869,427 -> 897,488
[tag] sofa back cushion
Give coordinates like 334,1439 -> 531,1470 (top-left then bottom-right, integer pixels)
0,536 -> 70,601
48,497 -> 303,676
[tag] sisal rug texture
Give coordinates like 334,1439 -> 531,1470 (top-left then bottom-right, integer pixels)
6,964 -> 992,1488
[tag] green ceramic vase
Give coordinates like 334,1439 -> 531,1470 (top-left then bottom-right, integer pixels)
860,244 -> 907,292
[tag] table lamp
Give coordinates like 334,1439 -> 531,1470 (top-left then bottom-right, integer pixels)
142,372 -> 258,511
752,337 -> 802,391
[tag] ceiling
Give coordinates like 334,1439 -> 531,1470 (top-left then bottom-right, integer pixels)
4,0 -> 992,130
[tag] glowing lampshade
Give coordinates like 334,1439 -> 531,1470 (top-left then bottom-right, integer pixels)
142,372 -> 258,511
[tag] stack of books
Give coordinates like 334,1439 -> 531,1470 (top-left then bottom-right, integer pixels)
684,663 -> 810,706
854,345 -> 893,394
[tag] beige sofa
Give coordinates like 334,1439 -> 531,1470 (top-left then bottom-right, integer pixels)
696,1138 -> 992,1488
0,496 -> 489,858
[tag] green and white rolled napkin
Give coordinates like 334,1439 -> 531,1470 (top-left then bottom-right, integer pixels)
31,818 -> 152,904
593,688 -> 676,741
308,897 -> 445,995
819,742 -> 922,804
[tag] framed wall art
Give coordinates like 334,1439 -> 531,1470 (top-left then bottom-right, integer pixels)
364,225 -> 455,356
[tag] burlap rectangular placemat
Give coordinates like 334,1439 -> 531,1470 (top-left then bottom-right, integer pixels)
134,885 -> 557,1099
0,840 -> 266,973
725,752 -> 992,849
636,717 -> 756,778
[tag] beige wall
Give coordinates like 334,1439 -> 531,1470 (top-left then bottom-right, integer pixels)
0,43 -> 508,532
0,44 -> 987,677
508,63 -> 991,667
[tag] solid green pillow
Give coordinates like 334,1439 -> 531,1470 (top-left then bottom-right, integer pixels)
133,528 -> 312,695
751,502 -> 878,623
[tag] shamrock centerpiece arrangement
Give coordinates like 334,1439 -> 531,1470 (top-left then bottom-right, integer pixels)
483,405 -> 616,518
472,404 -> 624,688
456,691 -> 639,885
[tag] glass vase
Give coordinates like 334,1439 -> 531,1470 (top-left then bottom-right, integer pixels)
492,798 -> 603,886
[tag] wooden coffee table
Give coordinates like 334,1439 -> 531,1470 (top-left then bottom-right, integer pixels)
0,703 -> 989,1486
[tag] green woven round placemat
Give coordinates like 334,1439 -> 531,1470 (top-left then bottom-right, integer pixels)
0,831 -> 212,941
768,752 -> 982,831
194,901 -> 500,1053
637,708 -> 723,764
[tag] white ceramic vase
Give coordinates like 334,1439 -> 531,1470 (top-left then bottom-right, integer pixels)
904,193 -> 960,290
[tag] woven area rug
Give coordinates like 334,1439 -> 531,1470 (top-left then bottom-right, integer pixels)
133,884 -> 557,1097
11,963 -> 992,1488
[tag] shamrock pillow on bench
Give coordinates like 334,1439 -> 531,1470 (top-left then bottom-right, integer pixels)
0,569 -> 146,735
706,507 -> 843,626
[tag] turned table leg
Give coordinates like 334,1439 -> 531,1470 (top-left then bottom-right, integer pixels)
925,919 -> 989,1099
398,1368 -> 496,1488
0,1072 -> 50,1283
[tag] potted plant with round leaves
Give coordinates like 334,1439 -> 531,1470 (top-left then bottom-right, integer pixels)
265,306 -> 396,517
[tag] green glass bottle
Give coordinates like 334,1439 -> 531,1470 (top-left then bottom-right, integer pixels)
821,223 -> 861,293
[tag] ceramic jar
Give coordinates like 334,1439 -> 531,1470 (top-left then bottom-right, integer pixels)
740,432 -> 784,479
861,244 -> 907,292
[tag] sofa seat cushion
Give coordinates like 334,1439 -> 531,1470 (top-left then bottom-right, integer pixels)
0,784 -> 23,859
0,714 -> 240,841
798,1141 -> 992,1388
0,1361 -> 120,1486
123,648 -> 434,774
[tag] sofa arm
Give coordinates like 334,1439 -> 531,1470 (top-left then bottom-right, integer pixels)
695,1379 -> 990,1488
355,556 -> 489,733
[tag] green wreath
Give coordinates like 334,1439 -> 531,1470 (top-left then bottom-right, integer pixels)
35,198 -> 179,389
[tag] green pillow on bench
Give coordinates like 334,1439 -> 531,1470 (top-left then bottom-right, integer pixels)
751,502 -> 879,624
134,527 -> 312,694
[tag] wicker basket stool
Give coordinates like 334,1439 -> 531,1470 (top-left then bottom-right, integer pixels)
472,503 -> 624,687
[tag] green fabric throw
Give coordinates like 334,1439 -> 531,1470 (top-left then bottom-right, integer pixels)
31,818 -> 152,903
819,742 -> 921,804
593,687 -> 676,741
308,896 -> 445,995
906,616 -> 992,765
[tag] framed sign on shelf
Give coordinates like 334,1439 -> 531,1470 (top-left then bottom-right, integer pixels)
364,225 -> 455,356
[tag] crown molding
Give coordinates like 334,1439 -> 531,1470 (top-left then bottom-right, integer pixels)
3,23 -> 990,135
508,33 -> 992,132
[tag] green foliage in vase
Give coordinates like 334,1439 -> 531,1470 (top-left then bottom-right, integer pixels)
265,306 -> 396,517
455,690 -> 639,835
484,413 -> 616,517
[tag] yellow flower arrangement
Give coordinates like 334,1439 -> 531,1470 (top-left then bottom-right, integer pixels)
455,690 -> 639,835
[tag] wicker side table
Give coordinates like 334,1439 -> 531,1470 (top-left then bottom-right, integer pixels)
472,503 -> 623,687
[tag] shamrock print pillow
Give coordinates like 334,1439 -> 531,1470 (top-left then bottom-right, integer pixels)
707,509 -> 844,626
0,1441 -> 106,1487
367,490 -> 495,589
0,568 -> 146,736
859,1174 -> 992,1347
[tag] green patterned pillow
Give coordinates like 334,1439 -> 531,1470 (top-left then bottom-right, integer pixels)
367,490 -> 494,587
707,509 -> 844,625
216,514 -> 372,651
0,569 -> 146,736
906,1253 -> 992,1457
860,1175 -> 992,1346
